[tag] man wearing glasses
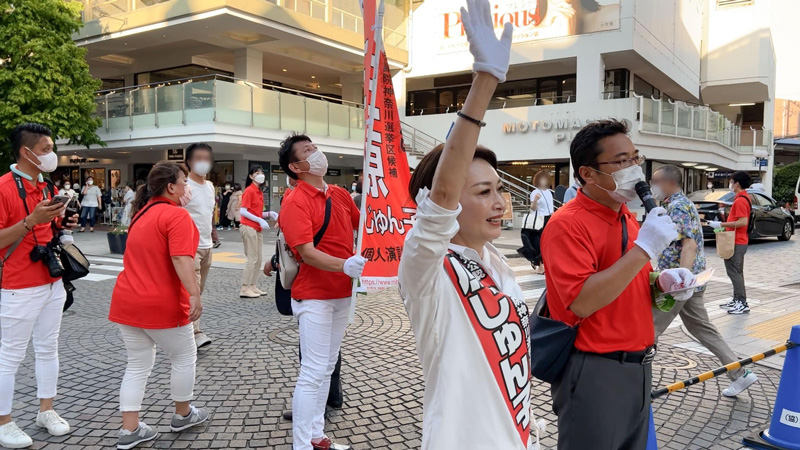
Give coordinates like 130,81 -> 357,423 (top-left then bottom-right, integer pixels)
541,120 -> 695,449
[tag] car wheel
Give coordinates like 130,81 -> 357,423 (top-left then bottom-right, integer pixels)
779,220 -> 793,241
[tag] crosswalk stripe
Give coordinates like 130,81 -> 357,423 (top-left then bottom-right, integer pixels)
87,256 -> 124,264
91,265 -> 124,272
522,288 -> 544,300
80,273 -> 117,282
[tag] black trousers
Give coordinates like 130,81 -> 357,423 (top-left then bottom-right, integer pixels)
551,352 -> 651,450
519,216 -> 550,265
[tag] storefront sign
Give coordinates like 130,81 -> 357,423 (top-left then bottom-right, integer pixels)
167,148 -> 184,161
502,118 -> 632,143
327,168 -> 342,177
433,0 -> 621,54
708,171 -> 733,178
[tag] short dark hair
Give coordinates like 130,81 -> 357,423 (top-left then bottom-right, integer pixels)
185,143 -> 213,163
654,164 -> 682,185
570,119 -> 629,184
9,123 -> 52,160
408,143 -> 498,202
279,133 -> 312,180
732,171 -> 752,189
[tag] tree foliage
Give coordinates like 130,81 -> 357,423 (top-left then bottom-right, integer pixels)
772,162 -> 800,206
0,0 -> 103,170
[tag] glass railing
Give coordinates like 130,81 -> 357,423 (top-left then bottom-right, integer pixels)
637,95 -> 743,151
93,75 -> 365,141
77,0 -> 407,50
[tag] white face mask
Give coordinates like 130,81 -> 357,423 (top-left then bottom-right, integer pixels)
298,150 -> 329,177
64,184 -> 71,190
593,164 -> 645,203
25,148 -> 58,173
254,173 -> 266,185
87,180 -> 94,186
179,182 -> 192,206
707,183 -> 713,190
651,184 -> 667,202
192,161 -> 212,176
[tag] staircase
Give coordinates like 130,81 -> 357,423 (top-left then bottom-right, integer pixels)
400,120 -> 532,213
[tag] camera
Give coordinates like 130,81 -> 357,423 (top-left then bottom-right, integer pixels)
30,243 -> 65,278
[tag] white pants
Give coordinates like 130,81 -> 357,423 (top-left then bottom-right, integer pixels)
118,324 -> 197,412
291,297 -> 351,450
0,279 -> 67,415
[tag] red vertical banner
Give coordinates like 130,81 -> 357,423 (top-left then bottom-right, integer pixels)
358,0 -> 415,292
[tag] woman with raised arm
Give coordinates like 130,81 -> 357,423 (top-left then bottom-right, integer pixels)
398,1 -> 533,449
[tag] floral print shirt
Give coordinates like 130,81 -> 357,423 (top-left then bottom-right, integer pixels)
657,191 -> 706,292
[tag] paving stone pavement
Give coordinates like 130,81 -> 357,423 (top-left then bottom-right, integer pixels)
5,233 -> 800,449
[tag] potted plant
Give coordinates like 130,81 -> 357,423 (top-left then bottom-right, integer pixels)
107,226 -> 128,254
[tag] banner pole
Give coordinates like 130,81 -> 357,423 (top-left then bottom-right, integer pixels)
350,0 -> 385,323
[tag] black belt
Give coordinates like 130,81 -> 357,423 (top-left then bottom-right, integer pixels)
579,346 -> 657,365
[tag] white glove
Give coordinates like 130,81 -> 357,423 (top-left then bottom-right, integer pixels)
263,211 -> 279,221
634,207 -> 679,259
59,232 -> 74,246
461,0 -> 514,83
257,218 -> 270,230
657,268 -> 696,301
708,220 -> 722,229
343,255 -> 367,279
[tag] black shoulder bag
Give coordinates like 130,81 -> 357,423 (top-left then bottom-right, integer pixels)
529,216 -> 628,383
275,197 -> 332,316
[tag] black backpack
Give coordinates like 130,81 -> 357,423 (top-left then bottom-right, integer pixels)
739,195 -> 756,236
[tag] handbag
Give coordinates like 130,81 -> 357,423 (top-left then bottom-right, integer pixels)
529,290 -> 579,383
529,215 -> 628,382
59,243 -> 90,282
522,211 -> 544,231
277,197 -> 332,289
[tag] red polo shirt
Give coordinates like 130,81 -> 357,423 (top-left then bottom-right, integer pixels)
541,190 -> 654,353
0,172 -> 61,290
728,191 -> 751,245
109,197 -> 199,329
241,183 -> 264,232
279,181 -> 360,300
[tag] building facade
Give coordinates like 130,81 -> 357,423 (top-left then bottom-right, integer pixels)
398,0 -> 776,207
59,0 -> 778,214
57,0 -> 412,209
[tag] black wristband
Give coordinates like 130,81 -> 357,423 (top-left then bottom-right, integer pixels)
456,111 -> 486,127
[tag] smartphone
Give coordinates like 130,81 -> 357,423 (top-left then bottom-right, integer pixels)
49,195 -> 71,207
62,197 -> 80,227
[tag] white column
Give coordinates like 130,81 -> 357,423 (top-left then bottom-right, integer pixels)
576,52 -> 604,103
234,48 -> 263,83
762,98 -> 776,195
339,73 -> 364,105
124,73 -> 135,87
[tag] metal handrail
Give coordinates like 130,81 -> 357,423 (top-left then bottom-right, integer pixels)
95,73 -> 364,109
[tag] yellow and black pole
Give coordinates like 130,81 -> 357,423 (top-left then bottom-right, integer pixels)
652,341 -> 797,400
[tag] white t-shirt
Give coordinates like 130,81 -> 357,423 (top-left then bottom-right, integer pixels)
398,190 -> 532,450
81,185 -> 102,207
530,188 -> 553,217
185,178 -> 215,250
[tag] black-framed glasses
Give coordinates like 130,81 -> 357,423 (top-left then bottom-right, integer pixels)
595,155 -> 646,170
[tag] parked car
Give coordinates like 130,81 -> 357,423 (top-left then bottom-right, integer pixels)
688,189 -> 794,241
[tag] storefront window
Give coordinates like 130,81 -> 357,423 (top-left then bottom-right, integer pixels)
135,65 -> 233,85
604,69 -> 630,99
634,75 -> 660,99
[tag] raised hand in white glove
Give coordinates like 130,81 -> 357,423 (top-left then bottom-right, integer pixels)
263,211 -> 279,221
708,220 -> 722,229
461,0 -> 514,83
343,255 -> 367,278
634,207 -> 679,259
257,218 -> 270,230
657,268 -> 696,301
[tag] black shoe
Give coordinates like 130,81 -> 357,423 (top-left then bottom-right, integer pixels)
282,410 -> 292,421
326,401 -> 343,409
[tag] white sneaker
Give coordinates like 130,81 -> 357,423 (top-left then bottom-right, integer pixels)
723,370 -> 758,397
0,421 -> 33,448
195,332 -> 212,348
35,410 -> 70,436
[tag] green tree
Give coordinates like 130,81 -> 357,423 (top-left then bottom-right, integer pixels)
772,161 -> 800,206
0,0 -> 103,171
